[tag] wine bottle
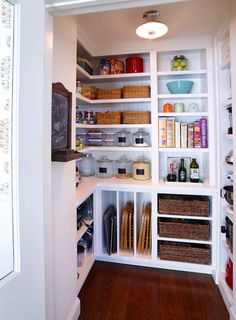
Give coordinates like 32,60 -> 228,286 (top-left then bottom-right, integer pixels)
178,159 -> 187,182
167,163 -> 177,182
190,158 -> 199,183
76,166 -> 80,187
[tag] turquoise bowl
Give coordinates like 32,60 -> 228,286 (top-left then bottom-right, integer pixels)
166,80 -> 194,94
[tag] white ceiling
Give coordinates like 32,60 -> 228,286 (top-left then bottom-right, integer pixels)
75,0 -> 230,56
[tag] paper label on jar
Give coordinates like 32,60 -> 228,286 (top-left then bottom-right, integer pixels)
118,168 -> 126,174
190,168 -> 199,179
99,167 -> 107,173
136,169 -> 145,175
118,137 -> 126,143
135,138 -> 144,144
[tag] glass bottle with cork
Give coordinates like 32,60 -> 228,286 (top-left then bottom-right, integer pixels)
178,159 -> 187,182
190,158 -> 200,183
167,163 -> 177,182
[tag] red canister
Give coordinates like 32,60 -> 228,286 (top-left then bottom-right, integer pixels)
126,57 -> 143,73
225,258 -> 233,289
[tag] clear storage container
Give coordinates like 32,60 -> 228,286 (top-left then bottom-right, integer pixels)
132,129 -> 150,147
171,55 -> 188,71
88,138 -> 103,146
76,132 -> 88,145
115,155 -> 132,179
132,156 -> 150,181
116,129 -> 131,147
78,153 -> 96,176
96,156 -> 113,178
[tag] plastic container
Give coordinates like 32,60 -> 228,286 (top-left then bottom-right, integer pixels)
126,57 -> 143,73
132,156 -> 150,181
87,131 -> 103,139
103,139 -> 116,146
96,156 -> 113,178
104,132 -> 116,140
171,55 -> 188,71
76,132 -> 88,145
116,129 -> 131,147
78,153 -> 96,176
88,138 -> 103,146
132,129 -> 150,147
115,155 -> 132,179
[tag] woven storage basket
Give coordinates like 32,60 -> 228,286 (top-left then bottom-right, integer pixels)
159,218 -> 210,240
159,241 -> 211,265
158,194 -> 209,217
123,86 -> 150,98
96,88 -> 122,100
123,111 -> 151,124
96,111 -> 122,124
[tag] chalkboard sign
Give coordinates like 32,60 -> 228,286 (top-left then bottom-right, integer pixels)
52,82 -> 72,152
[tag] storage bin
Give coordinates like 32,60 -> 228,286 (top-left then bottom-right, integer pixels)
87,130 -> 103,139
96,111 -> 122,124
104,132 -> 116,140
158,194 -> 210,217
103,139 -> 116,146
159,241 -> 211,265
123,111 -> 151,124
96,88 -> 122,99
159,218 -> 210,240
88,138 -> 103,146
123,86 -> 150,98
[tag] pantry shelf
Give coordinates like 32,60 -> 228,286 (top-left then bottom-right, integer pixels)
157,236 -> 212,245
157,112 -> 208,117
76,124 -> 152,129
76,93 -> 151,104
157,214 -> 212,220
77,219 -> 93,242
156,258 -> 213,274
158,148 -> 209,153
157,93 -> 208,99
157,70 -> 207,77
80,146 -> 152,152
77,253 -> 95,294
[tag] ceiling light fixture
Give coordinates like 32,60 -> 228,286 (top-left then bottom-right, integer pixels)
136,10 -> 168,39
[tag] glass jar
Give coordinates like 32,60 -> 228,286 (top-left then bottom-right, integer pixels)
132,156 -> 150,181
116,129 -> 131,147
78,153 -> 96,176
132,129 -> 150,147
96,156 -> 113,178
115,155 -> 132,179
171,55 -> 188,71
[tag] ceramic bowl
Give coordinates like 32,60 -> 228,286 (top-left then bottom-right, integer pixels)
166,80 -> 194,94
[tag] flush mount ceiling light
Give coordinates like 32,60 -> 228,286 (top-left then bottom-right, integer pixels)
136,10 -> 168,39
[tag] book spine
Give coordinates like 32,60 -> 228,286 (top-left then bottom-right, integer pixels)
175,122 -> 181,148
193,121 -> 201,148
159,118 -> 167,147
166,118 -> 175,148
200,118 -> 208,148
181,123 -> 188,148
187,123 -> 194,148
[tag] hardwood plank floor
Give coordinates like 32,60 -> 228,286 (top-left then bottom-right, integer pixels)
78,261 -> 229,320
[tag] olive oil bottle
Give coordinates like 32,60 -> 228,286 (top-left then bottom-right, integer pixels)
190,158 -> 199,183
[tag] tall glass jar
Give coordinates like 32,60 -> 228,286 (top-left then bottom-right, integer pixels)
171,55 -> 188,71
115,155 -> 132,179
132,156 -> 150,181
78,153 -> 96,176
116,129 -> 131,147
96,156 -> 113,178
132,129 -> 150,147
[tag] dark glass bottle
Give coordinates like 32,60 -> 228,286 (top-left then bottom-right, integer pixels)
190,158 -> 199,183
167,163 -> 177,182
76,166 -> 79,187
178,159 -> 187,182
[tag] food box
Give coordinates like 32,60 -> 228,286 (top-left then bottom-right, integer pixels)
159,118 -> 167,148
111,59 -> 124,74
193,121 -> 201,148
81,84 -> 96,100
100,59 -> 111,75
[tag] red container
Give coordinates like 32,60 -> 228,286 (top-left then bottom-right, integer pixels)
126,57 -> 143,73
225,258 -> 233,290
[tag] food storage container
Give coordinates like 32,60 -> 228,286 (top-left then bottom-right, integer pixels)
103,139 -> 116,146
174,103 -> 185,112
115,155 -> 132,179
104,132 -> 116,140
132,156 -> 150,181
87,130 -> 103,139
96,156 -> 113,178
76,138 -> 84,151
76,132 -> 88,145
116,129 -> 131,146
126,57 -> 143,73
78,153 -> 96,176
88,138 -> 103,146
171,55 -> 188,71
132,129 -> 150,147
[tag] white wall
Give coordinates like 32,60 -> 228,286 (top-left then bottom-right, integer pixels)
52,16 -> 78,320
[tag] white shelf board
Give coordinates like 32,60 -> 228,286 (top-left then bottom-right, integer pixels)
223,205 -> 234,222
81,146 -> 152,152
156,258 -> 213,274
157,93 -> 208,99
77,219 -> 93,242
158,147 -> 209,153
157,70 -> 207,76
219,272 -> 233,308
77,253 -> 95,294
75,178 -> 97,208
157,214 -> 212,220
159,179 -> 205,187
223,133 -> 233,140
222,240 -> 233,261
158,112 -> 208,117
222,98 -> 232,108
157,236 -> 212,245
76,64 -> 151,81
76,94 -> 151,104
76,124 -> 152,129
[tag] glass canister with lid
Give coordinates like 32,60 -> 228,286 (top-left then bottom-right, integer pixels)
78,153 -> 96,176
171,55 -> 188,71
132,129 -> 150,147
115,155 -> 132,179
116,129 -> 131,147
132,155 -> 151,181
96,156 -> 113,178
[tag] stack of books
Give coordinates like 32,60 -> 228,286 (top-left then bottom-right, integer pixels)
158,117 -> 208,148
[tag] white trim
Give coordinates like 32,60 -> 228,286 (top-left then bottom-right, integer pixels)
66,297 -> 81,320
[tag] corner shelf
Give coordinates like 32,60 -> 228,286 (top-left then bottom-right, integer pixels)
76,124 -> 152,129
77,253 -> 95,294
76,94 -> 151,104
80,146 -> 152,152
77,219 -> 93,242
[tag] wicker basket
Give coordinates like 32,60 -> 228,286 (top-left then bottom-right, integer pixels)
123,111 -> 151,124
159,218 -> 210,240
96,111 -> 122,124
158,194 -> 209,217
159,241 -> 211,265
96,88 -> 122,100
123,86 -> 150,98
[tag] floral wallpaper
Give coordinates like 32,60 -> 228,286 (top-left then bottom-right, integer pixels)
0,0 -> 13,199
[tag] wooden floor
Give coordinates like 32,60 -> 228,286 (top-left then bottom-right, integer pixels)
78,261 -> 229,320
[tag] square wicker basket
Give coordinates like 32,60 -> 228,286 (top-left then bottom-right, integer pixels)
96,88 -> 122,100
123,86 -> 150,98
96,111 -> 122,124
123,111 -> 151,124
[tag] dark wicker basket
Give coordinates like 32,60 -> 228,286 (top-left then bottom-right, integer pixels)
159,218 -> 210,240
158,194 -> 210,217
159,241 -> 211,265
